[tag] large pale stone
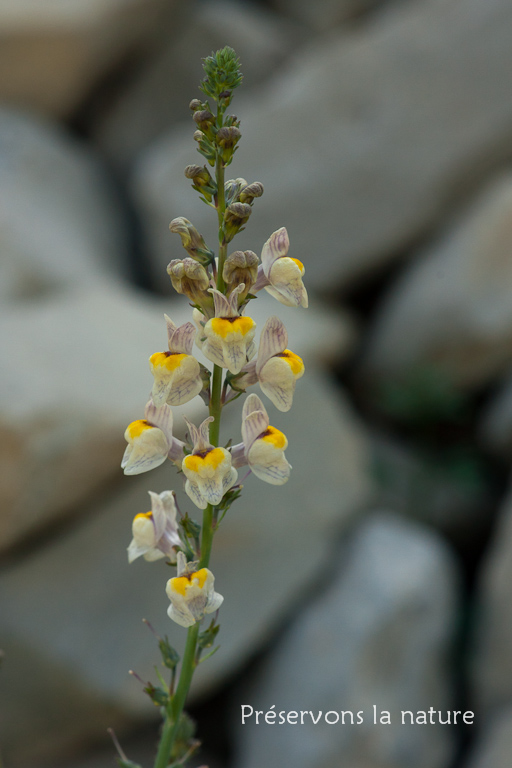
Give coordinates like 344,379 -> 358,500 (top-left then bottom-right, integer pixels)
0,371 -> 372,766
472,484 -> 512,717
132,0 -> 512,294
0,108 -> 127,303
359,175 -> 512,390
233,512 -> 459,768
0,0 -> 177,118
96,0 -> 295,170
0,284 -> 354,552
465,708 -> 512,768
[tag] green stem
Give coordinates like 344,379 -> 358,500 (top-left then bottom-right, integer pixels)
154,624 -> 199,768
153,101 -> 228,768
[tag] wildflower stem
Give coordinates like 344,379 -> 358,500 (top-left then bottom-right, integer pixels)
154,623 -> 200,768
154,101 -> 228,768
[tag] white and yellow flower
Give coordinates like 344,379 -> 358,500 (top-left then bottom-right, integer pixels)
198,285 -> 256,375
166,551 -> 223,628
182,416 -> 238,509
127,490 -> 181,563
254,227 -> 308,308
121,401 -> 184,475
241,393 -> 291,484
149,316 -> 203,407
254,316 -> 304,411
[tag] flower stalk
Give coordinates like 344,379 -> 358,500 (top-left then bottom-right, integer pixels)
118,46 -> 308,768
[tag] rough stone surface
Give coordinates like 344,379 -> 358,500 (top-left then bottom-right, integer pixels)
0,282 -> 354,550
0,0 -> 177,118
0,371 -> 371,766
132,0 -> 512,294
232,512 -> 459,768
96,0 -> 296,170
472,484 -> 512,718
465,708 -> 512,768
0,108 -> 127,303
359,175 -> 512,390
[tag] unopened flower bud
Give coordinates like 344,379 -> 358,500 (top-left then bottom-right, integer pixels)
193,110 -> 215,131
223,250 -> 258,299
189,99 -> 203,112
239,182 -> 264,204
216,126 -> 241,148
193,130 -> 204,142
224,177 -> 247,205
167,258 -> 212,309
184,164 -> 211,185
184,164 -> 216,201
224,203 -> 252,242
169,217 -> 214,265
217,126 -> 242,165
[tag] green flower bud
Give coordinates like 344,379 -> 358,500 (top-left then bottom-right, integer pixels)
239,182 -> 264,204
224,177 -> 247,205
223,203 -> 252,242
169,217 -> 214,264
223,250 -> 259,300
193,110 -> 215,132
167,258 -> 213,310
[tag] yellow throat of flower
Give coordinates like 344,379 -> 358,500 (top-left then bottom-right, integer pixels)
210,316 -> 255,339
172,568 -> 209,596
290,257 -> 305,274
278,349 -> 304,376
126,420 -> 153,440
150,351 -> 188,371
260,426 -> 287,450
184,447 -> 226,473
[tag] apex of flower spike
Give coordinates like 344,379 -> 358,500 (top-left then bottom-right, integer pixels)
200,46 -> 243,105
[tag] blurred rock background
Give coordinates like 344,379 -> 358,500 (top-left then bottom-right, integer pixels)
1,0 -> 512,766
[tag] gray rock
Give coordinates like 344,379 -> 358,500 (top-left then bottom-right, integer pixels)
0,280 -> 351,552
0,286 -> 192,554
0,371 -> 372,766
465,707 -> 512,768
233,512 -> 460,768
96,0 -> 296,170
472,485 -> 512,717
132,0 -> 512,294
360,175 -> 512,390
272,0 -> 384,31
0,0 -> 178,118
0,108 -> 127,302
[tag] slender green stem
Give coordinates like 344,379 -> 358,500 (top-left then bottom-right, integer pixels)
154,624 -> 199,768
153,101 -> 228,768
